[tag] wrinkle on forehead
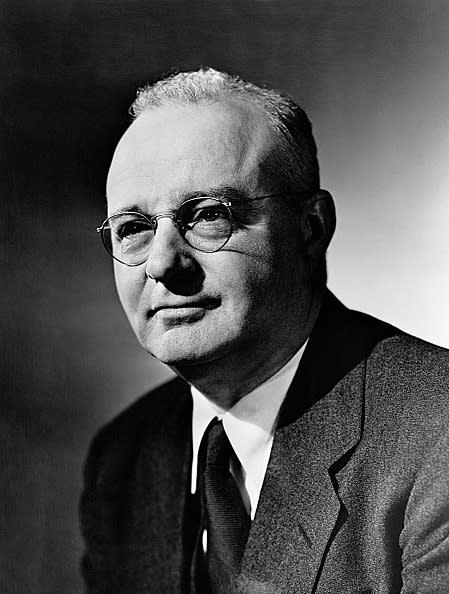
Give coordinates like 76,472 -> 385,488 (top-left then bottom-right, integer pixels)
106,99 -> 275,203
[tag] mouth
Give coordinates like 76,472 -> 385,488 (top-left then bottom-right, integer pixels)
150,297 -> 220,317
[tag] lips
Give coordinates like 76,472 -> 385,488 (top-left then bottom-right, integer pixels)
150,297 -> 220,316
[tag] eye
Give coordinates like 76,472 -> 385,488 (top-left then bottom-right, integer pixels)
178,197 -> 229,228
190,205 -> 228,224
114,218 -> 153,240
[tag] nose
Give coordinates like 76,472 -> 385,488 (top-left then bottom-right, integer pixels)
144,217 -> 197,283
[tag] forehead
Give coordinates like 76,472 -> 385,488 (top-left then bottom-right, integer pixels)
106,99 -> 275,213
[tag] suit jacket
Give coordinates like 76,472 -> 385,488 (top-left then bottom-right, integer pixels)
80,291 -> 449,593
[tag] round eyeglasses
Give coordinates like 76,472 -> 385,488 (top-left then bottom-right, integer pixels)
97,191 -> 314,266
97,196 -> 235,266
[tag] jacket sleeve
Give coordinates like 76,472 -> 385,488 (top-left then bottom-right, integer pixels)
400,429 -> 449,593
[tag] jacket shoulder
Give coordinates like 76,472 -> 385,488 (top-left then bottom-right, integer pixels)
364,333 -> 449,446
370,333 -> 449,396
83,376 -> 190,488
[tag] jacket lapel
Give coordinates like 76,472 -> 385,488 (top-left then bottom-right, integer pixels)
238,291 -> 395,593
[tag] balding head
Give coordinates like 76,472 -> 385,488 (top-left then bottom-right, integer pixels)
128,67 -> 320,196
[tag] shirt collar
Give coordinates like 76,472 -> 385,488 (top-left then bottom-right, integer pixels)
190,341 -> 307,492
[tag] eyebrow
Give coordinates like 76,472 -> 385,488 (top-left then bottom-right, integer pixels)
108,185 -> 251,217
109,204 -> 147,217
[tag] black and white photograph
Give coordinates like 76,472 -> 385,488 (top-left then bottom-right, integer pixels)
2,2 -> 449,593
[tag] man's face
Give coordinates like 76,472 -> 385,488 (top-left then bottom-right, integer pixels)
106,99 -> 313,368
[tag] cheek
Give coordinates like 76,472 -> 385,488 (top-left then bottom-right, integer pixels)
215,246 -> 280,312
114,266 -> 144,321
235,239 -> 307,312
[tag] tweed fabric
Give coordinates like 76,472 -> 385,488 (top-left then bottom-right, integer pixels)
80,290 -> 449,593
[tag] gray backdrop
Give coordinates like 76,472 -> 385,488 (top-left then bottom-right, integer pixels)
2,1 -> 448,592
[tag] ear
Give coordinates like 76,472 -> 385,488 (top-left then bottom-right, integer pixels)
300,189 -> 336,260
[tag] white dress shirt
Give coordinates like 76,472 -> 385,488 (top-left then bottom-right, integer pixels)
190,341 -> 307,520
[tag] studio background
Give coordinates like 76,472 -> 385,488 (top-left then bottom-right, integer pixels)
2,1 -> 448,592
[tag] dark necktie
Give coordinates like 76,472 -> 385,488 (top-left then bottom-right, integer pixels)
192,418 -> 251,593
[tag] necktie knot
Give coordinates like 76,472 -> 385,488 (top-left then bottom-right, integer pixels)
204,419 -> 233,468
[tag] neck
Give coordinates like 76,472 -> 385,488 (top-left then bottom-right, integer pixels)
172,290 -> 323,409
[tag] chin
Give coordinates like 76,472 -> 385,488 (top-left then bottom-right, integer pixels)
148,347 -> 221,369
141,333 -> 217,367
140,325 -> 237,369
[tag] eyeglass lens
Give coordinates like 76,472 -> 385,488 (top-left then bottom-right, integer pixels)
101,197 -> 233,265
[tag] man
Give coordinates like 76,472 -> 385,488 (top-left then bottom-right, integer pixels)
80,68 -> 449,593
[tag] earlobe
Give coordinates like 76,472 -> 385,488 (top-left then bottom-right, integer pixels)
301,189 -> 336,258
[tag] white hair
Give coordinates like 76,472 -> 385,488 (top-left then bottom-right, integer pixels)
130,67 -> 320,195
